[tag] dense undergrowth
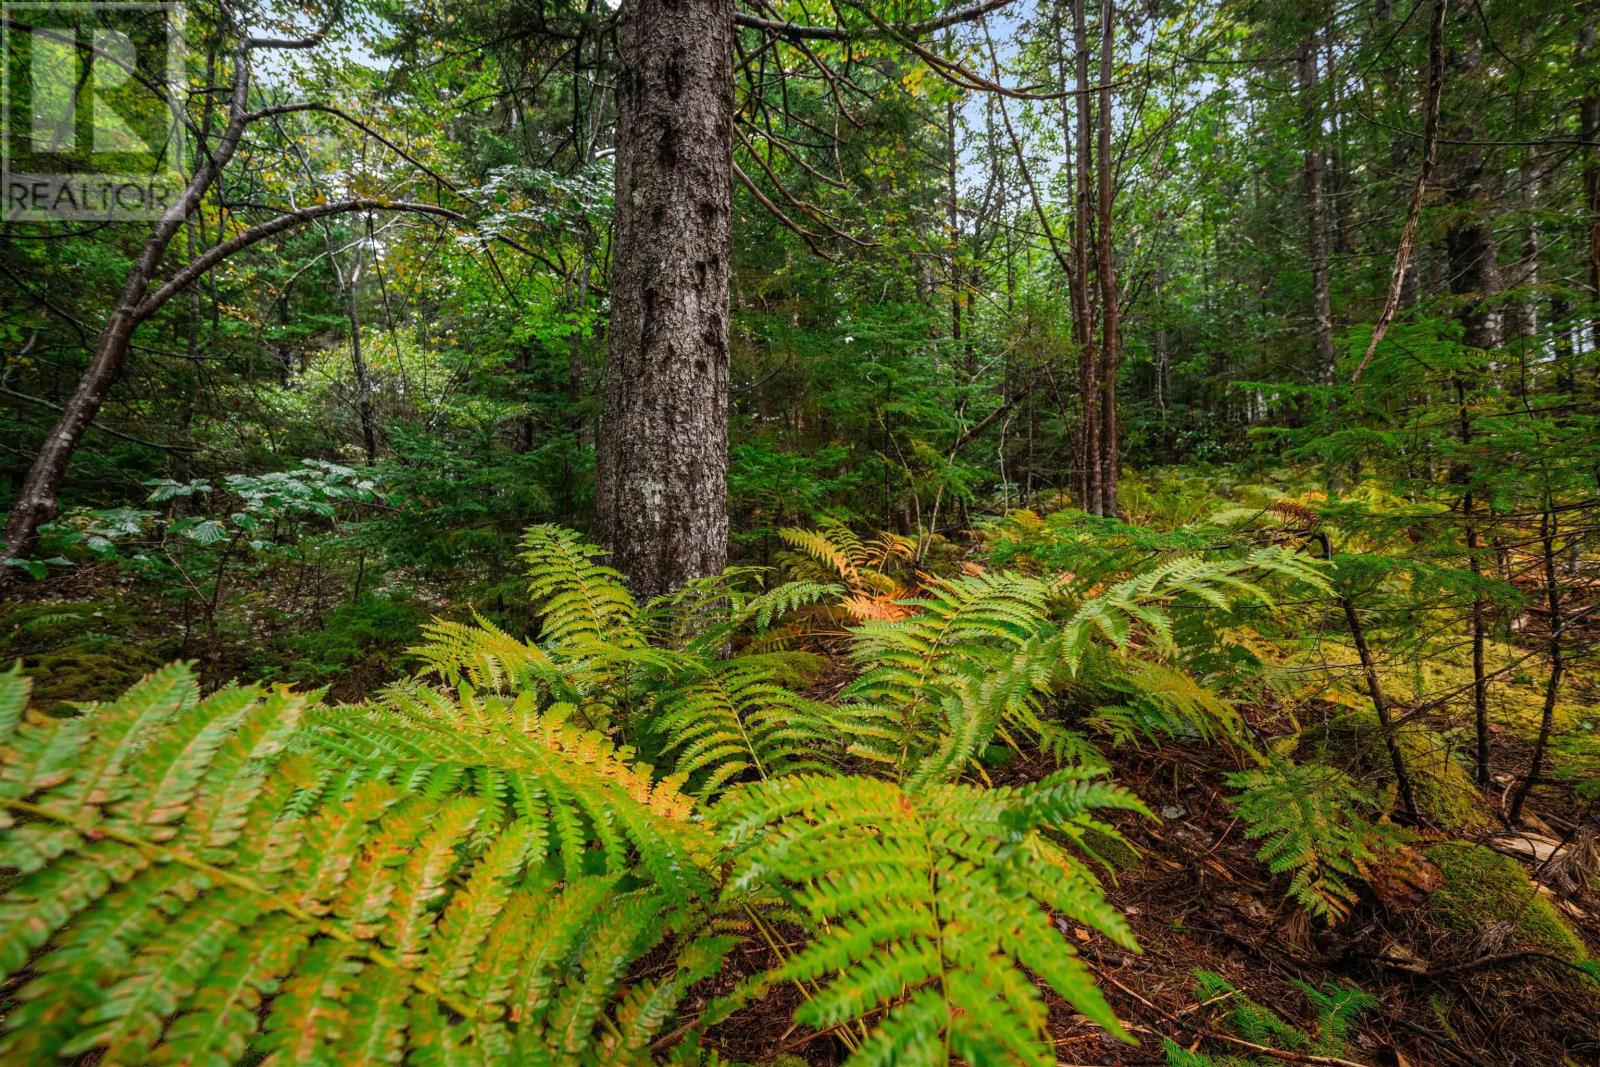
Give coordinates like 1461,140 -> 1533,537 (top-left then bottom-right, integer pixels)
4,475 -> 1599,1064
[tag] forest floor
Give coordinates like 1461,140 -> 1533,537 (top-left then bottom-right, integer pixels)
700,724 -> 1600,1066
1038,734 -> 1598,1067
5,524 -> 1599,1066
693,537 -> 1600,1066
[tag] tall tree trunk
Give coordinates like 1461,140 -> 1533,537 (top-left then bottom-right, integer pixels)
1582,8 -> 1600,352
1299,38 -> 1336,389
1094,0 -> 1120,517
1443,10 -> 1502,354
595,0 -> 733,600
1072,0 -> 1102,515
1509,503 -> 1564,824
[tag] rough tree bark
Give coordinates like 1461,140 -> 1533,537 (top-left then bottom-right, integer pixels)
595,0 -> 733,600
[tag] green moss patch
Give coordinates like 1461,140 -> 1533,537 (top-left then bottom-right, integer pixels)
20,648 -> 162,713
1424,843 -> 1587,963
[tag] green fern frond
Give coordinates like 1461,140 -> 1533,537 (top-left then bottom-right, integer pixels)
1225,755 -> 1407,921
1061,547 -> 1329,672
411,612 -> 554,692
1162,1038 -> 1252,1066
1294,979 -> 1377,1051
652,661 -> 835,795
1189,971 -> 1375,1059
715,769 -> 1150,1064
776,518 -> 911,595
837,572 -> 1054,778
411,527 -> 696,721
1089,660 -> 1247,749
522,524 -> 642,649
0,520 -> 1175,1065
647,572 -> 843,657
0,664 -> 718,1064
778,524 -> 861,583
318,685 -> 711,895
735,578 -> 843,632
1192,970 -> 1308,1051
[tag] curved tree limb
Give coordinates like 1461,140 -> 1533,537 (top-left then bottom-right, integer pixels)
733,0 -> 1016,41
135,200 -> 467,322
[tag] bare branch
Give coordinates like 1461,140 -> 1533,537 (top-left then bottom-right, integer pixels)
734,0 -> 1016,42
244,103 -> 461,193
243,2 -> 341,50
733,163 -> 838,261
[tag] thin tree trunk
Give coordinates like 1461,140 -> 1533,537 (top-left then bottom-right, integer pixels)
1343,594 -> 1418,818
1095,0 -> 1119,517
1351,0 -> 1447,386
595,0 -> 733,600
343,273 -> 379,466
1299,37 -> 1336,389
1072,0 -> 1101,515
1454,378 -> 1490,785
1509,504 -> 1564,824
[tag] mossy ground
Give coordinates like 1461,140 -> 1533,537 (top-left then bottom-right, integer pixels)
1424,842 -> 1588,963
3,599 -> 164,712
